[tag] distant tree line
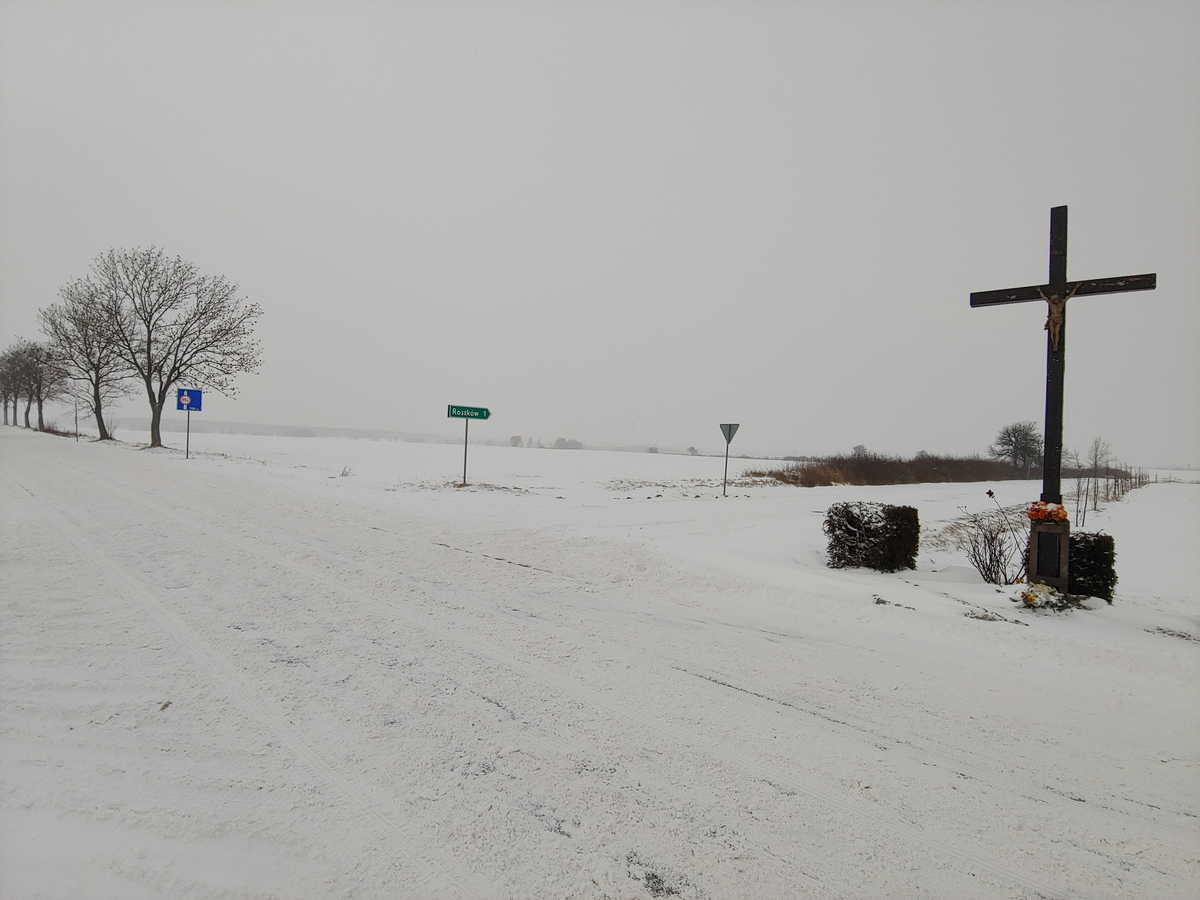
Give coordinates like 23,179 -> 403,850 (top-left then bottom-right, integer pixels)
2,247 -> 262,446
0,339 -> 64,431
508,435 -> 584,450
745,420 -> 1149,493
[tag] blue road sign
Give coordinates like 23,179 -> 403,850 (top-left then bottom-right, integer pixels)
177,389 -> 203,412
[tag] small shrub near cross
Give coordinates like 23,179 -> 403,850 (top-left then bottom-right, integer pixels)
1069,532 -> 1117,603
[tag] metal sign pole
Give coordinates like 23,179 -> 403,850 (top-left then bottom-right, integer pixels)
718,424 -> 739,497
75,401 -> 79,442
176,389 -> 202,459
447,405 -> 489,485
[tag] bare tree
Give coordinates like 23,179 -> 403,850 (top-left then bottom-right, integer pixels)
990,421 -> 1043,475
9,339 -> 65,431
9,357 -> 20,425
94,248 -> 263,447
1,346 -> 28,426
1067,450 -> 1090,526
0,347 -> 18,426
4,348 -> 24,426
30,342 -> 66,431
20,354 -> 34,428
40,279 -> 130,440
1087,436 -> 1110,513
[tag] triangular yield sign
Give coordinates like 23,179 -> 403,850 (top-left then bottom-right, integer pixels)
720,423 -> 739,443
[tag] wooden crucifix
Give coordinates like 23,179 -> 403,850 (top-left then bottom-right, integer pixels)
970,206 -> 1156,505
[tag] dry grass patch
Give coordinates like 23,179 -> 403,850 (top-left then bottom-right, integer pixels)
747,452 -> 1022,487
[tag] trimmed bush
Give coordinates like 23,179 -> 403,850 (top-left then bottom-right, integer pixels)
1069,532 -> 1117,602
823,501 -> 919,572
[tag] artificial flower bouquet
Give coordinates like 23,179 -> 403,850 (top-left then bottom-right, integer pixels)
1027,500 -> 1068,522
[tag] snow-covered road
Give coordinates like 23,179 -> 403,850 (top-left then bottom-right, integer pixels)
2,428 -> 1196,898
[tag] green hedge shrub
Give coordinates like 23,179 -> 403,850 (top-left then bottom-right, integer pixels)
824,501 -> 919,572
1069,532 -> 1117,602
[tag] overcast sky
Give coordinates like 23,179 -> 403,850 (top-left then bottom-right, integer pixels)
3,1 -> 1197,463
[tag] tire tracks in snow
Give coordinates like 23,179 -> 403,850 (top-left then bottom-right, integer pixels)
27,452 -> 1097,900
31,456 -> 833,896
52,449 -> 1200,898
2,468 -> 488,898
131,454 -> 1193,832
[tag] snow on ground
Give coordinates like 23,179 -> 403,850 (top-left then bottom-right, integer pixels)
1,427 -> 1196,899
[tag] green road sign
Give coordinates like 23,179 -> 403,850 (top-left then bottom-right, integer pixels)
448,405 -> 490,420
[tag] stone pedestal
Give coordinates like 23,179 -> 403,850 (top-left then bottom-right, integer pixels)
1028,519 -> 1070,592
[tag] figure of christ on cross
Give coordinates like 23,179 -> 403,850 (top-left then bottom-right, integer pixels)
970,206 -> 1156,505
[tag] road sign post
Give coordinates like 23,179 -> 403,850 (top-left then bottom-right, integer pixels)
448,405 -> 490,486
177,389 -> 203,459
74,401 -> 79,443
719,424 -> 740,497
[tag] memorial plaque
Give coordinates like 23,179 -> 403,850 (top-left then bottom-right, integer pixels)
1037,531 -> 1061,577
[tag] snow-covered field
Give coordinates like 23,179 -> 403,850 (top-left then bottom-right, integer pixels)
2,427 -> 1197,899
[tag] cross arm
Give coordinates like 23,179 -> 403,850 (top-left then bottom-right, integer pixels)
969,272 -> 1156,307
1073,272 -> 1156,297
969,284 -> 1043,306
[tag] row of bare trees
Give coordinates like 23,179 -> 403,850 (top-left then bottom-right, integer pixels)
0,341 -> 65,431
1069,437 -> 1152,527
2,248 -> 262,447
